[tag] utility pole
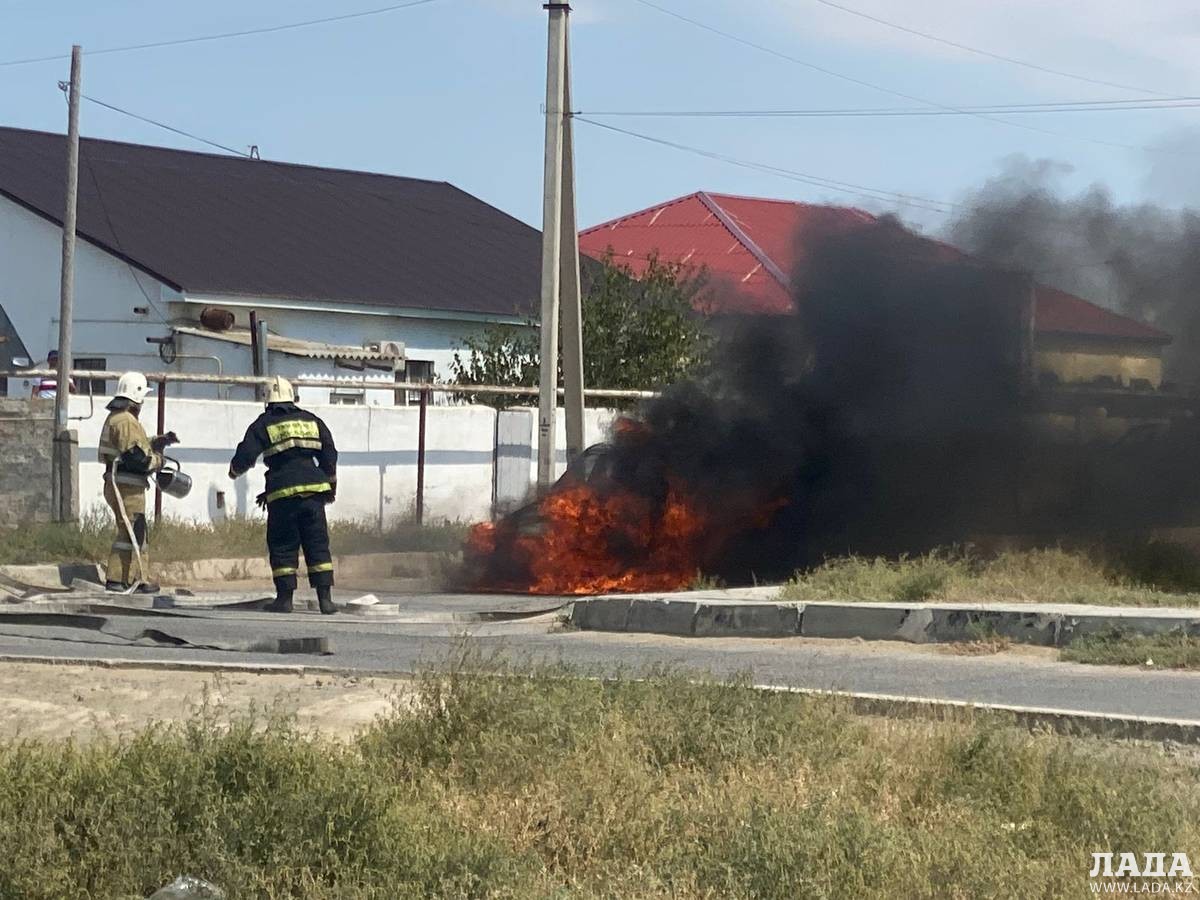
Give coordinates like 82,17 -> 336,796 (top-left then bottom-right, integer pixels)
51,45 -> 82,523
537,4 -> 569,490
559,23 -> 586,463
537,2 -> 584,489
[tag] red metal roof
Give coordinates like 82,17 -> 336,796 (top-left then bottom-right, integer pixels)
1033,284 -> 1167,342
579,191 -> 1170,343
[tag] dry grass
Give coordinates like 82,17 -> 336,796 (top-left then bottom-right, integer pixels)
781,547 -> 1200,608
0,510 -> 467,565
1,662 -> 1197,898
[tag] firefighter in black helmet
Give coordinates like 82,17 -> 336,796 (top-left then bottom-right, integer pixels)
228,376 -> 338,614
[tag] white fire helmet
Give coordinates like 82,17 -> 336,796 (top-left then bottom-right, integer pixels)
114,371 -> 153,404
266,375 -> 295,405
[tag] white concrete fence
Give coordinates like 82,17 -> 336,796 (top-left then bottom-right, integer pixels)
68,394 -> 618,526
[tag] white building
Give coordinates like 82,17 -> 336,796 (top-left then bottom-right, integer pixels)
0,126 -> 540,404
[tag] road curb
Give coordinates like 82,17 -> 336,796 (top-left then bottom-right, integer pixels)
568,594 -> 1200,647
752,684 -> 1200,744
1,653 -> 1196,744
0,562 -> 102,589
155,551 -> 457,584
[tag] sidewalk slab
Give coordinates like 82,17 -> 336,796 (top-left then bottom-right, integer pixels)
568,589 -> 1200,646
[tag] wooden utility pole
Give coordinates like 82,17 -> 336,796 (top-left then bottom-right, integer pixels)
537,2 -> 584,490
52,45 -> 82,523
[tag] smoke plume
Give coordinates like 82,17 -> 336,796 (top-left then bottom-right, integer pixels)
467,207 -> 1200,592
611,218 -> 1034,581
946,155 -> 1200,386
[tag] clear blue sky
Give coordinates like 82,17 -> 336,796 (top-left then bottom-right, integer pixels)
2,0 -> 1197,234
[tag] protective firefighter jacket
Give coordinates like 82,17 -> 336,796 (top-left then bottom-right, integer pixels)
230,403 -> 337,503
98,408 -> 162,487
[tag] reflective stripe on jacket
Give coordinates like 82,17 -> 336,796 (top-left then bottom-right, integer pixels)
229,403 -> 337,503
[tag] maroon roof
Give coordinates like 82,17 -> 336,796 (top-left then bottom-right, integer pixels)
580,191 -> 1170,343
1034,284 -> 1167,342
0,126 -> 541,319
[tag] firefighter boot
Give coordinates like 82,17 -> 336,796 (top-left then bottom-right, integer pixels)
317,585 -> 337,616
265,588 -> 294,614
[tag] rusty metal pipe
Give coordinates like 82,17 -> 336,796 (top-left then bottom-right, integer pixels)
416,387 -> 428,525
154,377 -> 166,521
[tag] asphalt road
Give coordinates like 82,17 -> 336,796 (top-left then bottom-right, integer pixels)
1,590 -> 1198,722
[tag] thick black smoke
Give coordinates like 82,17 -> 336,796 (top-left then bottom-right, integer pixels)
584,217 -> 1038,581
469,212 -> 1200,590
947,155 -> 1200,386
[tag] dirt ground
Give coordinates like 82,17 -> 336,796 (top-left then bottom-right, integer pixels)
0,662 -> 412,742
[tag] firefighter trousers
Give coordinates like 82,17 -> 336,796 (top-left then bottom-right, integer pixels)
267,494 -> 334,593
103,478 -> 148,585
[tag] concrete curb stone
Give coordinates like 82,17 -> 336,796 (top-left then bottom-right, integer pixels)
624,599 -> 699,637
569,590 -> 1200,646
0,562 -> 102,588
693,602 -> 801,637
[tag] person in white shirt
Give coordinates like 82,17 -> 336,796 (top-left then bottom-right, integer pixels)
32,350 -> 75,399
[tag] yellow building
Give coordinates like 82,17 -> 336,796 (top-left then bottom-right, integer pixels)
1033,285 -> 1169,390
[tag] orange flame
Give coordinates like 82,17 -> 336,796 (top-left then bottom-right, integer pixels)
466,483 -> 710,595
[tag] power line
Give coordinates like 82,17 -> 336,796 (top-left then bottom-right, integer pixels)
573,116 -> 957,214
77,133 -> 171,326
0,0 -> 442,68
578,98 -> 1200,119
629,0 -> 1192,156
810,0 -> 1169,96
573,117 -> 1127,274
78,93 -> 251,157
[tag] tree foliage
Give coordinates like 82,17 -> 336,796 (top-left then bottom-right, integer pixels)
450,255 -> 712,407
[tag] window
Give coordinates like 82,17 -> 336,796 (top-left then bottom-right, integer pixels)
329,389 -> 366,406
74,356 -> 107,396
396,360 -> 434,406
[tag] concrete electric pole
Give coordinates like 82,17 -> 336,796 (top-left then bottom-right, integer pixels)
559,24 -> 586,466
537,2 -> 585,491
52,45 -> 82,522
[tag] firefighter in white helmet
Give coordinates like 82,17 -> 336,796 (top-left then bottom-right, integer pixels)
228,376 -> 339,614
97,372 -> 178,592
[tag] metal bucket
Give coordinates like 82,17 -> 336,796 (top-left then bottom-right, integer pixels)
156,457 -> 193,499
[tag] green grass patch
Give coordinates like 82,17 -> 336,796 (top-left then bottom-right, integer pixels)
1,665 -> 1198,898
781,547 -> 1200,607
0,510 -> 467,565
1062,629 -> 1200,669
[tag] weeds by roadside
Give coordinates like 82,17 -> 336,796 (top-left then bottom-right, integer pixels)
781,546 -> 1200,608
1062,629 -> 1200,669
0,664 -> 1197,898
0,512 -> 467,565
946,622 -> 1013,656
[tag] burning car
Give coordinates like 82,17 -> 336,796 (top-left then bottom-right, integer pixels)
461,415 -> 794,595
461,419 -> 721,595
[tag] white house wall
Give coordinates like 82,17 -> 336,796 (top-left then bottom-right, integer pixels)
0,195 -> 175,391
68,394 -> 618,528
